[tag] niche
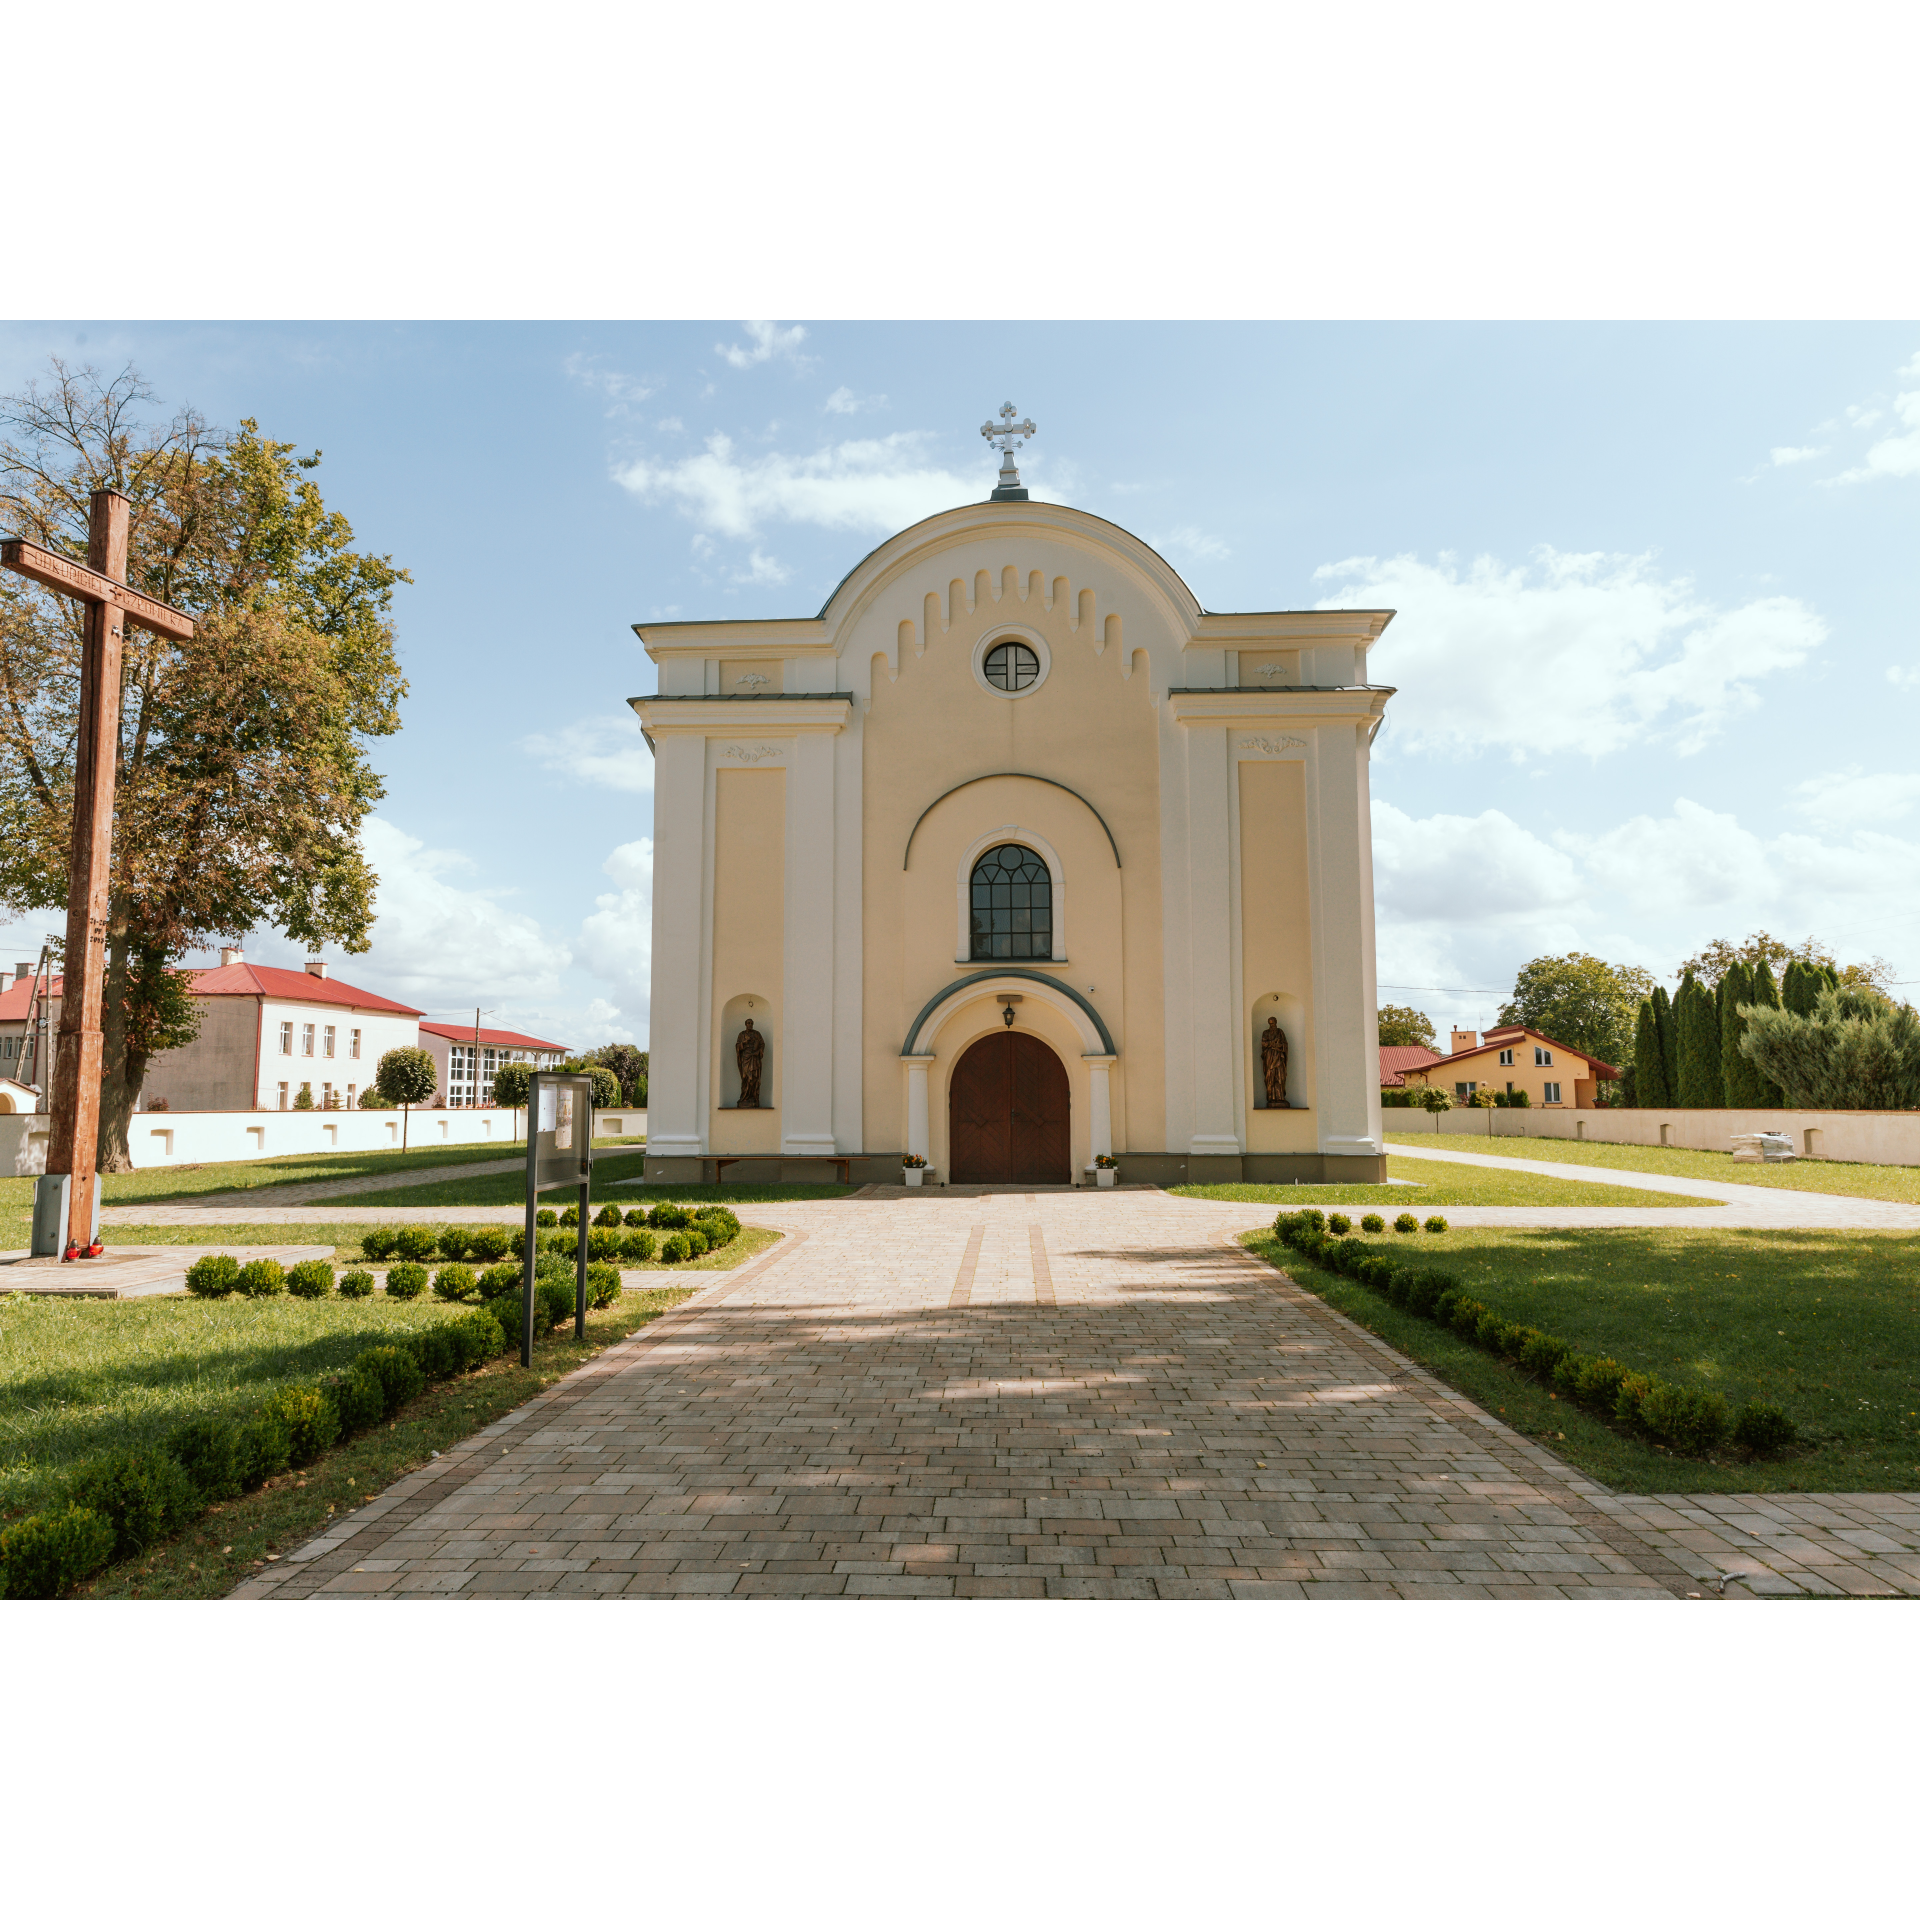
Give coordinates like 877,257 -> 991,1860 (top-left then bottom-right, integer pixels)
1251,992 -> 1307,1109
720,992 -> 777,1109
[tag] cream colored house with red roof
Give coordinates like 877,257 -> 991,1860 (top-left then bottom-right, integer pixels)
1397,1025 -> 1619,1109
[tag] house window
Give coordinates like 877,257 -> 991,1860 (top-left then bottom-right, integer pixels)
278,1022 -> 293,1054
350,1028 -> 361,1059
278,1082 -> 289,1109
1455,1081 -> 1476,1100
1498,1048 -> 1513,1067
322,1081 -> 333,1108
969,843 -> 1053,960
302,1023 -> 315,1056
347,1083 -> 357,1108
1535,1047 -> 1552,1067
1544,1081 -> 1562,1104
323,1025 -> 336,1058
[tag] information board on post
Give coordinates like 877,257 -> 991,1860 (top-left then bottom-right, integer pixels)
521,1071 -> 595,1366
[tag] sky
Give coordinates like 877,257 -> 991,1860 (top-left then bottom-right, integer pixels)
3,319 -> 1917,1049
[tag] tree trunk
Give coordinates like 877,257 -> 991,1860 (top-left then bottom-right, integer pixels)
96,928 -> 136,1173
403,1103 -> 409,1151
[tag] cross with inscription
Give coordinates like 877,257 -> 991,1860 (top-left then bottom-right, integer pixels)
2,493 -> 195,1257
980,401 -> 1036,500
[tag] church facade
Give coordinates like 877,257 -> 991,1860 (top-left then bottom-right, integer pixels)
635,456 -> 1394,1187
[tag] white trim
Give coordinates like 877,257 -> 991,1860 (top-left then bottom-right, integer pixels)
969,623 -> 1052,702
954,823 -> 1067,964
913,975 -> 1107,1058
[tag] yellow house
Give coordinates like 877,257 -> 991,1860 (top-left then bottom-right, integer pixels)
1400,1026 -> 1619,1110
633,417 -> 1397,1186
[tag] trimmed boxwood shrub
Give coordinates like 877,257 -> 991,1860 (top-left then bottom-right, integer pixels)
594,1203 -> 623,1229
1406,1272 -> 1452,1317
659,1231 -> 692,1264
384,1263 -> 429,1300
533,1250 -> 572,1283
543,1230 -> 576,1257
648,1202 -> 691,1229
353,1345 -> 425,1415
475,1262 -> 521,1299
620,1228 -> 656,1263
1517,1330 -> 1572,1378
695,1206 -> 740,1242
470,1226 -> 511,1263
185,1254 -> 241,1298
558,1205 -> 581,1227
623,1208 -> 650,1227
286,1259 -> 334,1299
394,1224 -> 439,1262
1325,1213 -> 1352,1235
67,1449 -> 200,1558
535,1208 -> 557,1228
586,1262 -> 621,1309
534,1276 -> 575,1333
235,1258 -> 286,1298
413,1322 -> 464,1382
1423,1216 -> 1448,1233
264,1385 -> 341,1466
684,1227 -> 710,1257
359,1226 -> 399,1261
452,1308 -> 505,1367
1393,1212 -> 1419,1233
1640,1382 -> 1731,1453
587,1227 -> 620,1262
166,1418 -> 244,1500
1734,1401 -> 1797,1455
324,1367 -> 385,1435
484,1292 -> 526,1346
0,1505 -> 117,1598
337,1266 -> 375,1298
236,1413 -> 293,1489
433,1264 -> 479,1302
1361,1213 -> 1385,1234
437,1224 -> 473,1261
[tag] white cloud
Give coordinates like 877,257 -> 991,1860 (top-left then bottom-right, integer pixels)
1770,445 -> 1822,465
1156,526 -> 1232,562
1824,350 -> 1920,484
714,321 -> 810,370
577,837 -> 652,1043
825,386 -> 887,414
656,415 -> 685,433
1324,547 -> 1826,758
520,715 -> 654,794
1792,767 -> 1920,832
734,548 -> 790,585
349,816 -> 571,1010
1888,664 -> 1920,692
562,352 -> 652,412
614,430 -> 990,537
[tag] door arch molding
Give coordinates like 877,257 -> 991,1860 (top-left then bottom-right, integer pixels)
900,969 -> 1114,1057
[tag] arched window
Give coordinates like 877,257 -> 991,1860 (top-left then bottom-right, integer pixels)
969,843 -> 1053,960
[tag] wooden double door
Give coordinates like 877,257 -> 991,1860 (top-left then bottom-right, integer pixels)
948,1031 -> 1070,1185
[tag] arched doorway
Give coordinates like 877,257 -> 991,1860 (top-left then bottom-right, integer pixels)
948,1031 -> 1069,1184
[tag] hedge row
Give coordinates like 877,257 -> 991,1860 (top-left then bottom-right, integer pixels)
1268,1209 -> 1798,1462
357,1204 -> 739,1268
0,1312 -> 507,1600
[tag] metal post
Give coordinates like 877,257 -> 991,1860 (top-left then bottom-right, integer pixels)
521,1069 -> 541,1368
575,1170 -> 589,1340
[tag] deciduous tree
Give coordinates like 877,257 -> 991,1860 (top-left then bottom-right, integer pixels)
1497,953 -> 1655,1067
1376,1004 -> 1437,1048
374,1046 -> 436,1150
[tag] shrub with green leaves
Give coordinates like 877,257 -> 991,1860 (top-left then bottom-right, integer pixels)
166,1419 -> 244,1501
475,1262 -> 521,1299
684,1227 -> 711,1257
437,1224 -> 473,1262
185,1254 -> 241,1298
533,1249 -> 572,1284
353,1345 -> 425,1415
544,1229 -> 580,1256
649,1202 -> 690,1229
469,1226 -> 511,1263
594,1203 -> 623,1229
234,1258 -> 286,1298
286,1259 -> 334,1299
695,1207 -> 740,1243
394,1225 -> 439,1262
586,1262 -> 621,1309
1360,1213 -> 1385,1234
337,1267 -> 375,1299
452,1308 -> 505,1367
0,1506 -> 116,1599
236,1414 -> 292,1490
1612,1371 -> 1657,1432
484,1292 -> 526,1346
412,1322 -> 465,1382
359,1226 -> 399,1261
1423,1216 -> 1448,1233
1393,1213 -> 1419,1233
324,1368 -> 385,1436
1326,1214 -> 1352,1236
535,1275 -> 576,1333
67,1449 -> 201,1559
536,1208 -> 557,1228
263,1385 -> 341,1466
623,1207 -> 650,1228
1640,1383 -> 1731,1454
659,1231 -> 692,1264
558,1204 -> 581,1227
1734,1401 -> 1797,1455
384,1263 -> 429,1300
1406,1272 -> 1452,1317
620,1228 -> 656,1263
432,1264 -> 479,1302
1517,1330 -> 1572,1379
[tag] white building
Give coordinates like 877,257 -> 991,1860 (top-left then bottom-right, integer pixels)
418,1020 -> 570,1108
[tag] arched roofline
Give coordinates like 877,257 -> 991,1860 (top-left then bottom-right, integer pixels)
901,969 -> 1116,1058
902,772 -> 1122,871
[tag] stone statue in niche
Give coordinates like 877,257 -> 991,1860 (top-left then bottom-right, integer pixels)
1260,1016 -> 1290,1108
735,1019 -> 765,1108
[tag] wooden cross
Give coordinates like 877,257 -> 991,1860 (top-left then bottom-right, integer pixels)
2,492 -> 194,1255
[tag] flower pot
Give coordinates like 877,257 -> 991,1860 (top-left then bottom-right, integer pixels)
904,1167 -> 925,1187
1095,1167 -> 1116,1188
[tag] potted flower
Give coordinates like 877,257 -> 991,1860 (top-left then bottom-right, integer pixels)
1092,1153 -> 1118,1188
902,1152 -> 929,1188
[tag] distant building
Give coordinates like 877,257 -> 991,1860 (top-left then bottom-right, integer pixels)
1397,1026 -> 1620,1109
0,952 -> 422,1112
418,1021 -> 570,1108
1379,1043 -> 1445,1089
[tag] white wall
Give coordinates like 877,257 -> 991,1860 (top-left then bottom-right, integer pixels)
593,1107 -> 649,1138
255,1000 -> 419,1109
0,1104 -> 528,1174
1389,1104 -> 1920,1166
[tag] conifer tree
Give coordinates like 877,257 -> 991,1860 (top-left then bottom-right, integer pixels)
1676,972 -> 1725,1108
1634,999 -> 1671,1107
1653,983 -> 1677,1097
1721,960 -> 1769,1108
1747,962 -> 1786,1106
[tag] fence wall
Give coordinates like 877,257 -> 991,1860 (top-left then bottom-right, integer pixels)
1391,1105 -> 1920,1166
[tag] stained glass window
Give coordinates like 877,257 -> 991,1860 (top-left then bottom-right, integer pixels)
970,843 -> 1052,960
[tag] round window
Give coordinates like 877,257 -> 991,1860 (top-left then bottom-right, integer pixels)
983,641 -> 1040,692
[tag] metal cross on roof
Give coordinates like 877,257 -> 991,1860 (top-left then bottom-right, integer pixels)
980,401 -> 1036,499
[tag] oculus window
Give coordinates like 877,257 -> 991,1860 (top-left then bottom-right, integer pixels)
982,641 -> 1040,692
970,843 -> 1053,959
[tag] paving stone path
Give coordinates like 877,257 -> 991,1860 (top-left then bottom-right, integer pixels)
230,1187 -> 1919,1601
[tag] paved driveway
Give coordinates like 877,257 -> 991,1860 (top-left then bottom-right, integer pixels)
232,1187 -> 1918,1600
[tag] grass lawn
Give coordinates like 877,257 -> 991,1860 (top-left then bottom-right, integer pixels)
329,1167 -> 853,1208
1241,1224 -> 1920,1494
0,1225 -> 778,1525
1172,1160 -> 1719,1209
1384,1130 -> 1920,1205
81,1285 -> 696,1599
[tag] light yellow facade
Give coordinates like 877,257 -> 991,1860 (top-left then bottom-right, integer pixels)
1400,1029 -> 1606,1110
633,494 -> 1395,1186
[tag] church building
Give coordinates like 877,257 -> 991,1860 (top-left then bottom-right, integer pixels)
636,411 -> 1394,1187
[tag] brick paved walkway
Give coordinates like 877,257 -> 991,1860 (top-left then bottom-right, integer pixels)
229,1188 -> 1918,1601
